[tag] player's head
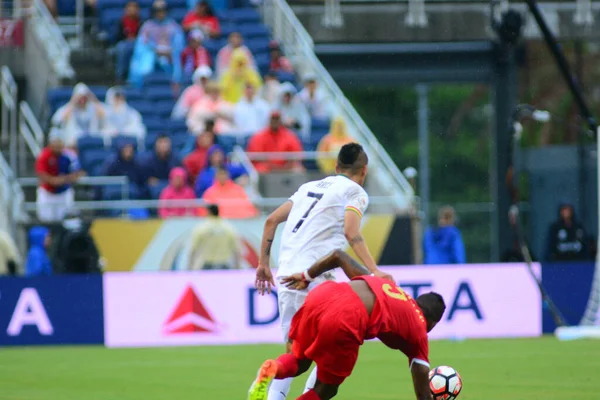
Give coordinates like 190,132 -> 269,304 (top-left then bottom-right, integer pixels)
207,204 -> 219,217
48,128 -> 65,155
336,143 -> 368,185
416,292 -> 446,332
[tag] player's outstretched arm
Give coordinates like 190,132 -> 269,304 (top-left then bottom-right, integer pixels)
255,201 -> 293,295
281,249 -> 370,289
411,363 -> 433,400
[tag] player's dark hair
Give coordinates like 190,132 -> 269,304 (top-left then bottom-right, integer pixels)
336,143 -> 368,175
207,204 -> 219,217
416,292 -> 446,324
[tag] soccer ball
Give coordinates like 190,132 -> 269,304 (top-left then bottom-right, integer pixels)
429,366 -> 462,400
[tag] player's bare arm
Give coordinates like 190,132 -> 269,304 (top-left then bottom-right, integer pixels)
281,249 -> 371,290
344,210 -> 393,282
255,201 -> 293,295
411,363 -> 434,400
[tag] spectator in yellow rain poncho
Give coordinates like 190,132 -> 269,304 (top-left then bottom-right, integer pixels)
220,48 -> 262,103
317,117 -> 354,174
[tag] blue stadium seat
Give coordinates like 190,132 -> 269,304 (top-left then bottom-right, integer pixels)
218,135 -> 238,154
145,86 -> 174,102
144,72 -> 171,86
255,53 -> 270,76
99,8 -> 123,33
77,136 -> 105,152
47,88 -> 73,114
57,0 -> 76,15
81,148 -> 111,174
311,118 -> 330,133
111,135 -> 139,151
131,101 -> 157,116
277,71 -> 297,85
87,86 -> 108,102
239,24 -> 269,39
170,7 -> 188,23
204,38 -> 227,54
167,0 -> 188,8
226,8 -> 260,24
220,22 -> 237,37
168,119 -> 188,134
97,0 -> 126,10
246,37 -> 270,55
123,87 -> 143,102
171,135 -> 189,152
143,118 -> 168,133
154,100 -> 176,118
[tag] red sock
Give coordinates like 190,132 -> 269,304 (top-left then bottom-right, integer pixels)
275,353 -> 299,379
296,389 -> 321,400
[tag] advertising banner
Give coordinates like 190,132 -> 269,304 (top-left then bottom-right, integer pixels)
0,276 -> 104,346
103,263 -> 541,348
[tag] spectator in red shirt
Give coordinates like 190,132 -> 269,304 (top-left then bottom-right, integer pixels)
199,168 -> 258,219
268,41 -> 294,74
181,29 -> 212,79
35,129 -> 85,222
246,111 -> 305,173
182,0 -> 220,38
183,128 -> 215,184
115,1 -> 142,82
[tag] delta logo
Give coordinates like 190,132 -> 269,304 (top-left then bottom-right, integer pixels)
163,285 -> 220,335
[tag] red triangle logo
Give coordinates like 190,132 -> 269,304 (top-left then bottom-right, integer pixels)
163,285 -> 217,335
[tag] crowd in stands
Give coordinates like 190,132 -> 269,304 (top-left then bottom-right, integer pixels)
43,0 -> 349,221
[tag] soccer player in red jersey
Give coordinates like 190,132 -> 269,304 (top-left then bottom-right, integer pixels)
248,250 -> 445,400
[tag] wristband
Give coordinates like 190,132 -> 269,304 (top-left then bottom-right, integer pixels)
303,270 -> 314,282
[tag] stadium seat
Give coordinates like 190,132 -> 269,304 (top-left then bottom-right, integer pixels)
311,118 -> 330,133
218,135 -> 238,154
168,119 -> 188,134
204,38 -> 227,54
111,135 -> 139,151
276,71 -> 297,85
57,0 -> 76,15
239,24 -> 270,39
170,7 -> 188,23
144,72 -> 171,86
220,22 -> 237,38
99,8 -> 123,34
145,86 -> 174,102
145,134 -> 159,150
226,8 -> 261,24
246,37 -> 270,55
255,53 -> 270,76
154,100 -> 176,118
166,0 -> 188,8
81,148 -> 111,174
47,87 -> 73,114
131,101 -> 158,116
123,87 -> 143,102
97,0 -> 126,10
88,86 -> 108,102
77,136 -> 105,152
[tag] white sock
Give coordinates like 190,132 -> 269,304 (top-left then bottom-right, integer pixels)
268,377 -> 293,400
303,367 -> 317,393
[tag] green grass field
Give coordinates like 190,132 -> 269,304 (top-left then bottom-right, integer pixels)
1,337 -> 598,399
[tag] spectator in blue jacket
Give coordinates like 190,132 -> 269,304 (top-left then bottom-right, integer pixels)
25,226 -> 52,277
139,134 -> 181,198
102,143 -> 147,199
194,144 -> 247,197
423,205 -> 466,265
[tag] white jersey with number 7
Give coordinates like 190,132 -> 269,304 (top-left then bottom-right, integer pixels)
277,174 -> 369,278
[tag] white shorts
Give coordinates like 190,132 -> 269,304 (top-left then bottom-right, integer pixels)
36,187 -> 74,222
277,272 -> 335,342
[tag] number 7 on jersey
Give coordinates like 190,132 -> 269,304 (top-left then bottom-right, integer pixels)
292,192 -> 324,233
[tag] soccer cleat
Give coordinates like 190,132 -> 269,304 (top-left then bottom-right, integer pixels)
248,359 -> 278,400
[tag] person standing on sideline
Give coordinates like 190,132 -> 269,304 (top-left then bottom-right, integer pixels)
423,205 -> 466,265
35,129 -> 84,222
545,203 -> 590,261
188,204 -> 241,270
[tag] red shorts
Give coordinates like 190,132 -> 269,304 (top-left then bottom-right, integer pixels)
289,281 -> 369,385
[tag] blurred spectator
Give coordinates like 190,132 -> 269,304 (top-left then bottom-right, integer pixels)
298,74 -> 330,119
35,129 -> 84,222
128,0 -> 185,89
247,111 -> 304,173
183,129 -> 215,184
195,144 -> 247,197
259,71 -> 282,106
103,86 -> 146,142
159,167 -> 196,218
187,0 -> 228,12
51,83 -> 106,147
188,204 -> 241,270
268,41 -> 294,73
0,229 -> 20,276
51,212 -> 101,274
25,226 -> 52,277
138,134 -> 181,198
220,48 -> 262,103
187,81 -> 235,134
276,82 -> 310,140
216,32 -> 256,77
115,1 -> 142,83
234,82 -> 270,135
102,143 -> 147,199
423,206 -> 466,265
316,117 -> 353,174
182,0 -> 220,37
181,30 -> 211,79
172,65 -> 212,119
200,168 -> 258,219
545,203 -> 590,261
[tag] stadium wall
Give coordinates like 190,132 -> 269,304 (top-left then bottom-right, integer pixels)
7,263 -> 592,346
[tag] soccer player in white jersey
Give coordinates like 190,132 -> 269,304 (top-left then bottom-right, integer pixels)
254,143 -> 393,400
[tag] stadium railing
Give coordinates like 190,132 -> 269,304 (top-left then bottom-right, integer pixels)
0,66 -> 18,172
0,151 -> 27,242
260,0 -> 415,211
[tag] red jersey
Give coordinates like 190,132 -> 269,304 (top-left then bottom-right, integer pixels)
246,127 -> 303,173
35,147 -> 80,193
120,16 -> 141,40
354,275 -> 430,368
182,12 -> 220,35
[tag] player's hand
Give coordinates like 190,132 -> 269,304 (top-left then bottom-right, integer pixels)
373,269 -> 394,283
281,273 -> 309,290
255,264 -> 275,295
